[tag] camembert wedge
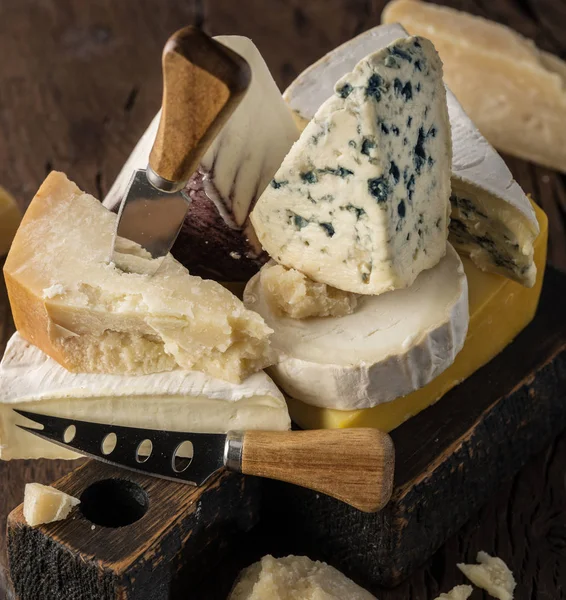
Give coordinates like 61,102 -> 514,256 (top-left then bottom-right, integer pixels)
3,172 -> 272,383
251,36 -> 451,295
0,333 -> 290,460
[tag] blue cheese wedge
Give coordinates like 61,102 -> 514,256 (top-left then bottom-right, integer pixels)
251,36 -> 451,295
105,36 -> 299,281
244,244 -> 468,410
0,333 -> 290,461
284,23 -> 539,287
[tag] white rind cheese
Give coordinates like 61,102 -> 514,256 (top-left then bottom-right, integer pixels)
228,555 -> 376,600
0,334 -> 290,460
104,36 -> 299,277
4,172 -> 273,384
244,244 -> 468,410
284,22 -> 539,287
434,585 -> 473,600
252,36 -> 451,295
458,552 -> 516,600
23,483 -> 80,527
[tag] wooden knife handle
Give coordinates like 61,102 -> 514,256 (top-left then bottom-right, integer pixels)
239,429 -> 395,513
148,27 -> 251,187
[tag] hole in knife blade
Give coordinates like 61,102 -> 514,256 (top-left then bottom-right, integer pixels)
136,439 -> 153,463
172,440 -> 194,473
102,432 -> 117,455
63,425 -> 76,444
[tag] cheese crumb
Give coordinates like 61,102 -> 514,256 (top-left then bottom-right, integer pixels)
23,483 -> 80,527
435,585 -> 473,600
43,283 -> 67,299
458,551 -> 516,600
260,262 -> 358,319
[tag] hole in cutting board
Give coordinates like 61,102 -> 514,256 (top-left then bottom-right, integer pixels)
80,479 -> 149,527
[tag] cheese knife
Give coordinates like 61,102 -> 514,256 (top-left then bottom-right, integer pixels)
14,409 -> 395,513
111,27 -> 251,275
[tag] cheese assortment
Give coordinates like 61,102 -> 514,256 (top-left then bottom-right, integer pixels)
3,172 -> 272,384
283,23 -> 539,287
251,36 -> 451,295
0,333 -> 290,460
244,244 -> 468,410
0,186 -> 21,257
104,36 -> 299,282
382,0 -> 566,174
23,483 -> 80,527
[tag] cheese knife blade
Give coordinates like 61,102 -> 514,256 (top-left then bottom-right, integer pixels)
13,409 -> 395,513
110,26 -> 250,275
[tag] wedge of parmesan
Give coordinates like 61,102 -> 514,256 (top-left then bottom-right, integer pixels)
435,585 -> 473,600
23,483 -> 80,527
3,172 -> 272,383
0,186 -> 21,257
458,551 -> 516,600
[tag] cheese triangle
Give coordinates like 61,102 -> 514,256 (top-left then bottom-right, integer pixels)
3,172 -> 272,383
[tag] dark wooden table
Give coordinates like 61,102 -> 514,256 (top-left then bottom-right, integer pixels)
1,1 -> 566,598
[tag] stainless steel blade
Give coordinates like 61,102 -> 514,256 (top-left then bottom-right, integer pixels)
110,168 -> 191,275
13,409 -> 227,486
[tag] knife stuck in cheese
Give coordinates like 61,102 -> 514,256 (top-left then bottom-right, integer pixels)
3,171 -> 273,384
0,333 -> 290,461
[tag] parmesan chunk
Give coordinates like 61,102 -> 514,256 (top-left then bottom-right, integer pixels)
0,186 -> 21,257
435,585 -> 473,600
458,552 -> 516,600
23,483 -> 80,527
261,262 -> 358,319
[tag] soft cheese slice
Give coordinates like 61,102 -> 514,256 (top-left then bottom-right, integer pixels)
382,0 -> 566,174
0,333 -> 290,460
284,22 -> 539,286
251,36 -> 451,295
23,483 -> 80,527
3,172 -> 272,383
244,244 -> 468,410
229,555 -> 376,600
105,36 -> 299,282
288,201 -> 547,431
458,552 -> 516,600
0,186 -> 21,257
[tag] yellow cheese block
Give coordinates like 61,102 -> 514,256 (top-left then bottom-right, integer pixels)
288,202 -> 548,432
0,186 -> 21,257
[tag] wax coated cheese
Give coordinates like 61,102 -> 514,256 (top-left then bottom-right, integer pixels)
105,36 -> 299,281
252,36 -> 451,295
4,172 -> 273,383
23,483 -> 80,527
229,555 -> 376,600
284,22 -> 539,286
0,333 -> 290,460
0,186 -> 21,257
288,201 -> 547,431
458,552 -> 516,600
245,244 -> 468,410
382,0 -> 566,174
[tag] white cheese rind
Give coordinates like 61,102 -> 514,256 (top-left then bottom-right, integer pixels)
284,23 -> 539,287
458,552 -> 516,600
23,483 -> 80,527
229,555 -> 376,600
0,334 -> 290,460
104,36 -> 299,277
252,36 -> 451,295
244,244 -> 468,410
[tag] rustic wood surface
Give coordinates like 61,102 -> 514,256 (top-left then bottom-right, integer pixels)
0,0 -> 565,598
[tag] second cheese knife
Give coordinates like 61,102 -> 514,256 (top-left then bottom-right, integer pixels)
111,27 -> 251,274
14,409 -> 395,513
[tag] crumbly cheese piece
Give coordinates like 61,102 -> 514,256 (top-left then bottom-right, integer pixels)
245,244 -> 468,410
251,36 -> 451,295
287,201 -> 547,431
458,552 -> 516,600
23,483 -> 80,527
0,186 -> 21,257
228,555 -> 376,600
3,172 -> 273,383
435,585 -> 473,600
0,333 -> 290,460
260,262 -> 357,318
284,22 -> 539,287
105,36 -> 299,281
382,0 -> 566,173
